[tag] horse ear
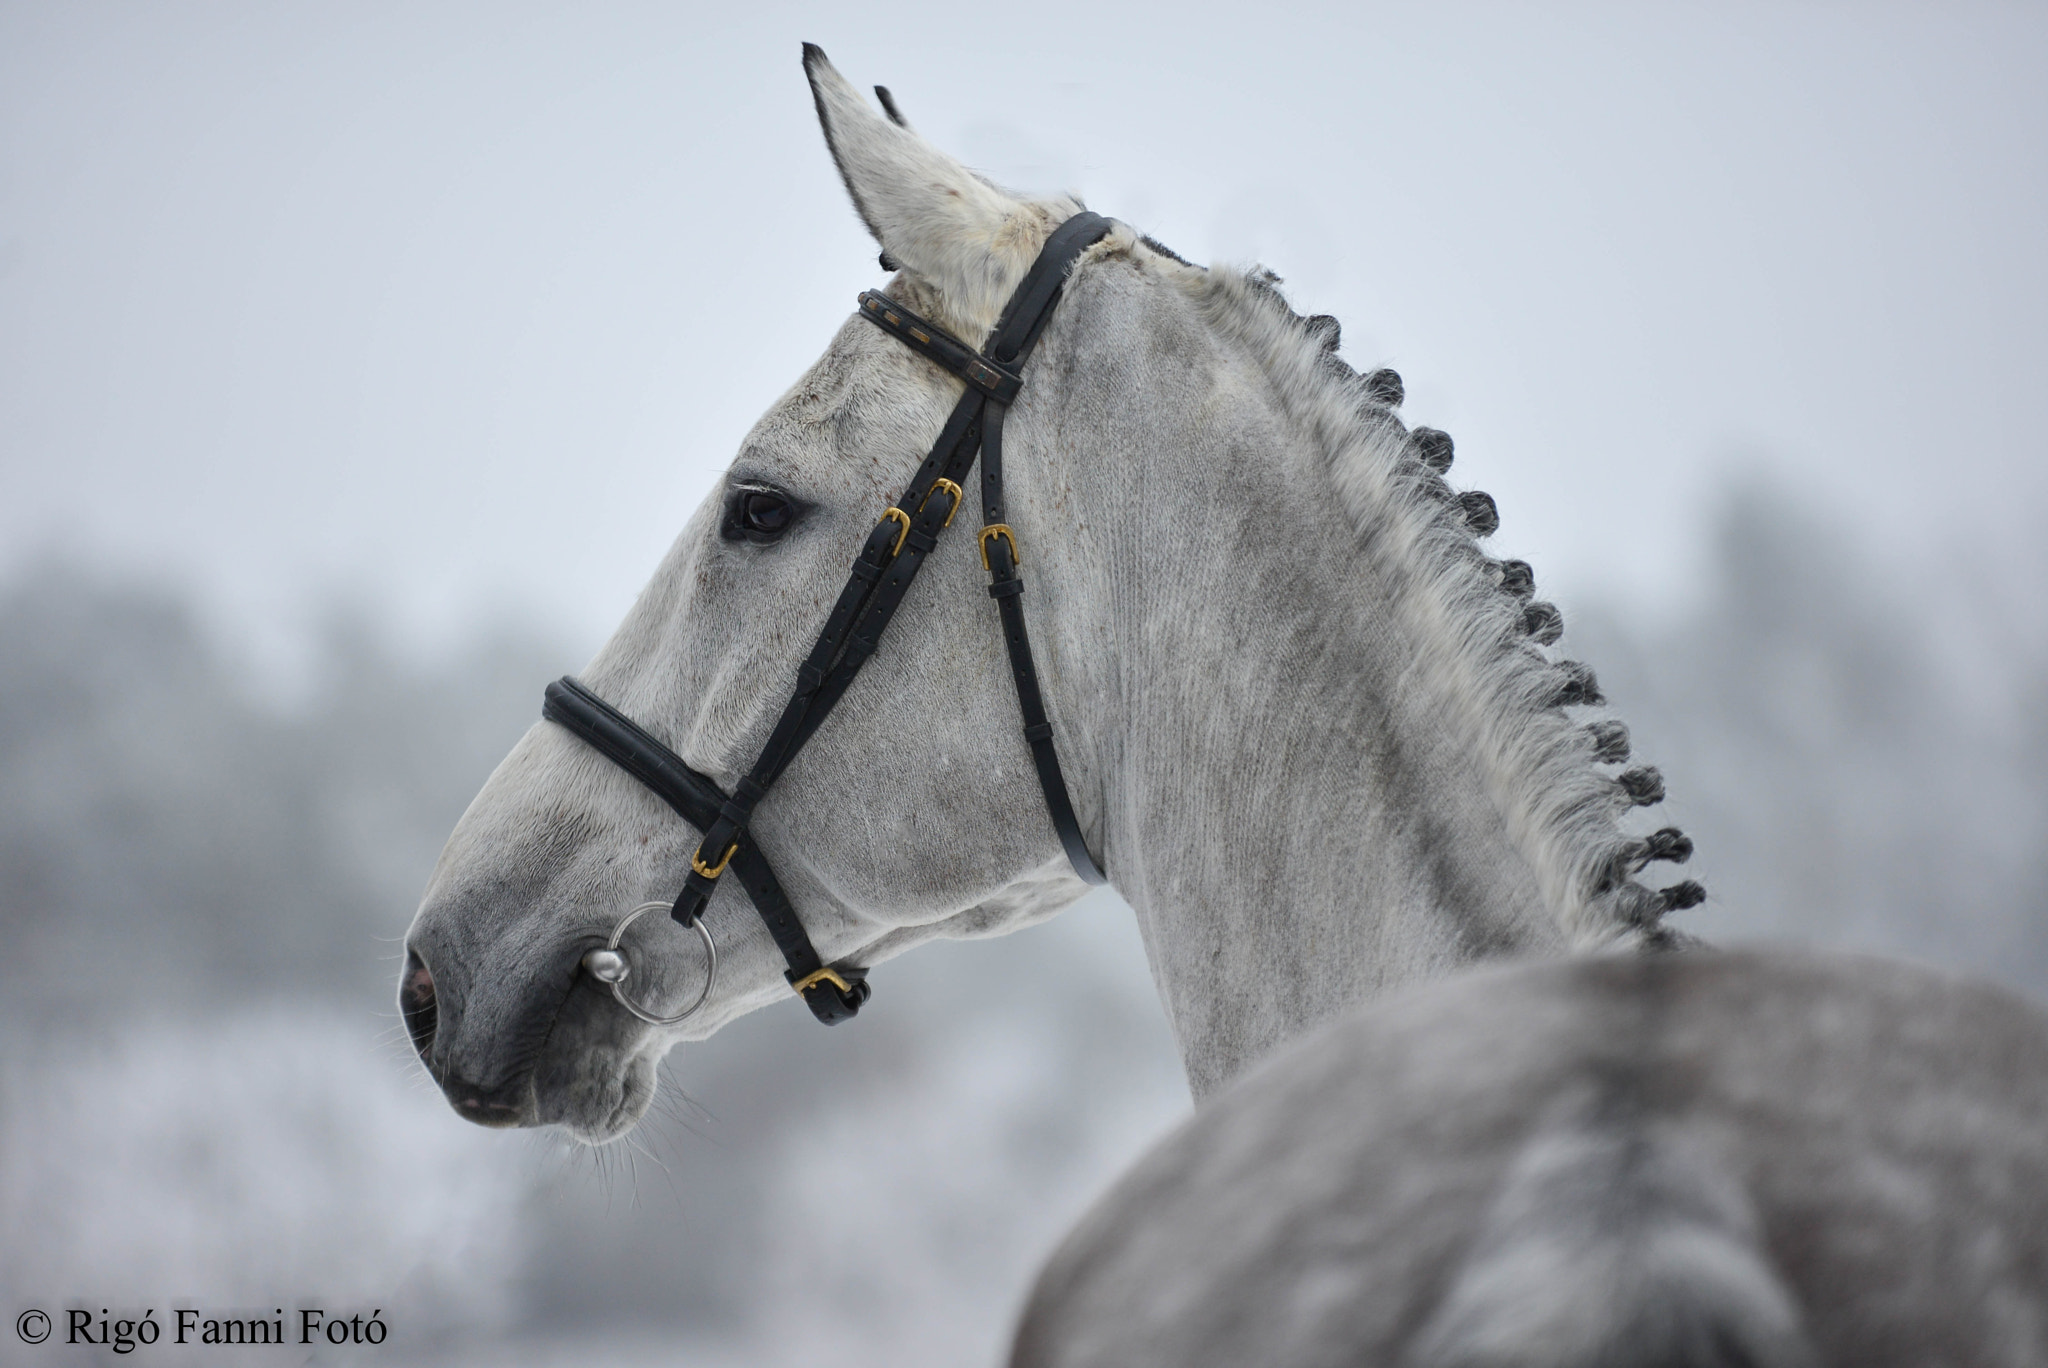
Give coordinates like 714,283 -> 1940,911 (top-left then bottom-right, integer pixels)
802,44 -> 1029,330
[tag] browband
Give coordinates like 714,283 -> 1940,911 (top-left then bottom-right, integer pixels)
858,292 -> 1023,402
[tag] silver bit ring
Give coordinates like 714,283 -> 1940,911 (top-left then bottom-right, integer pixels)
581,901 -> 717,1026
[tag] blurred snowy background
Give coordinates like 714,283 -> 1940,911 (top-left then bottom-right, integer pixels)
3,4 -> 2045,1366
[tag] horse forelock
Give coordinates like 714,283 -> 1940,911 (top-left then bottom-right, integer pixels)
1161,258 -> 1700,948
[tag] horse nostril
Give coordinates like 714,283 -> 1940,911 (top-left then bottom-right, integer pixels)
400,951 -> 438,1063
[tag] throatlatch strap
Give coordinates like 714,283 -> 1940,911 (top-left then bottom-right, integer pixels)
978,401 -> 1107,884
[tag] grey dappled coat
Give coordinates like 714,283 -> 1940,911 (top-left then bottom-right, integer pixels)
1013,949 -> 2048,1368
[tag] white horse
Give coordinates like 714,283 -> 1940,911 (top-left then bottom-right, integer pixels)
401,46 -> 1698,1138
1011,949 -> 2048,1367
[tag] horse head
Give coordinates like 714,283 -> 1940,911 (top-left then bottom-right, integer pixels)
402,49 -> 1122,1141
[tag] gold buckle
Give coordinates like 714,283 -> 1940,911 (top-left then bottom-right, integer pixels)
691,841 -> 739,880
917,478 -> 964,528
978,524 -> 1020,571
790,966 -> 854,997
879,507 -> 912,557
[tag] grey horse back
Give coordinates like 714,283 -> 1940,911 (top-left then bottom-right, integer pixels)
1010,950 -> 2048,1368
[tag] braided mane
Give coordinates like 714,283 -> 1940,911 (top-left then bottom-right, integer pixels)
1145,244 -> 1701,947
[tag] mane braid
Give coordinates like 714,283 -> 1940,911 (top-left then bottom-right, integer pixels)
1168,256 -> 1701,948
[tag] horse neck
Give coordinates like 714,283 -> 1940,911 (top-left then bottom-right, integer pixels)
1025,258 -> 1578,1097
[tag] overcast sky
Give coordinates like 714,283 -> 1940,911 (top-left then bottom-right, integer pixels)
3,2 -> 2043,678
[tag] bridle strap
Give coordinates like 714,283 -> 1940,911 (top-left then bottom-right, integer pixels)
669,211 -> 1112,912
544,211 -> 1112,1025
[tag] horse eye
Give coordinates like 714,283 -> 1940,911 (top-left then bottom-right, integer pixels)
725,487 -> 802,545
743,491 -> 792,534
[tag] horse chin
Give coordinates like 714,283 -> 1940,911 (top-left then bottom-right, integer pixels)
539,1047 -> 661,1145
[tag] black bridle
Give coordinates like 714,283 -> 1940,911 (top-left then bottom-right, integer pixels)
541,212 -> 1113,1025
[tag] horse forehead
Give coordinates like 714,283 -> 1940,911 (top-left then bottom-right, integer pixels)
764,324 -> 869,423
743,319 -> 949,481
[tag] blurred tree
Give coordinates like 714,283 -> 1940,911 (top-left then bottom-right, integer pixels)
0,562 -> 567,1028
1578,483 -> 2048,990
